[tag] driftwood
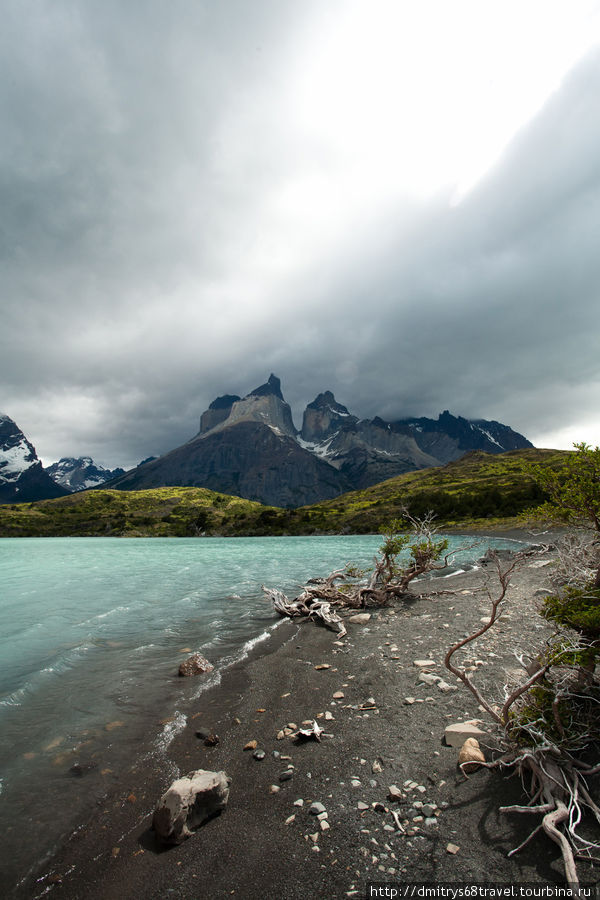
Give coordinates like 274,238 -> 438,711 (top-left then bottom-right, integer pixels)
263,512 -> 479,639
262,586 -> 347,637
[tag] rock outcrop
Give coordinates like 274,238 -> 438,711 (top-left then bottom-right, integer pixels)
152,769 -> 231,844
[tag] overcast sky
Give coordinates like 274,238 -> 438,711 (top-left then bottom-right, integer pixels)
2,0 -> 600,469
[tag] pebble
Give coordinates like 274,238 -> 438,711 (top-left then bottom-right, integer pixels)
285,814 -> 295,825
309,802 -> 326,815
253,749 -> 266,761
294,799 -> 304,807
333,691 -> 345,699
269,785 -> 280,793
351,779 -> 362,788
446,843 -> 460,855
279,770 -> 294,782
320,820 -> 330,831
357,802 -> 369,811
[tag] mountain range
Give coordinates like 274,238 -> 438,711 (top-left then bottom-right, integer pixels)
105,374 -> 533,507
1,378 -> 534,507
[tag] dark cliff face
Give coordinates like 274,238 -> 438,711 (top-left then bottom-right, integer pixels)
199,395 -> 240,434
109,421 -> 348,507
0,414 -> 69,504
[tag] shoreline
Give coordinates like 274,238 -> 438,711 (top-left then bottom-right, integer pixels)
14,527 -> 599,899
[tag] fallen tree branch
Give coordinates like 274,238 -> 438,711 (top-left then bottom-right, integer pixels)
262,586 -> 347,637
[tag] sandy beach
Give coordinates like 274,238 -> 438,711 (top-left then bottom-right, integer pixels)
14,529 -> 599,899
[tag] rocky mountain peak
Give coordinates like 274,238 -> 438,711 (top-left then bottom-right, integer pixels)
247,373 -> 284,400
200,394 -> 241,434
209,394 -> 241,410
300,391 -> 357,443
198,374 -> 297,440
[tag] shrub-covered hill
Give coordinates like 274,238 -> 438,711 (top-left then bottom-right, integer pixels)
295,447 -> 567,534
0,487 -> 273,537
0,447 -> 568,537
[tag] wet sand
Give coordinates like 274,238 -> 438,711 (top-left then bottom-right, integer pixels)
13,529 -> 600,898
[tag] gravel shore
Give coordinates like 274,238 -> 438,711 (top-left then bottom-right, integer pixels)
20,530 -> 599,898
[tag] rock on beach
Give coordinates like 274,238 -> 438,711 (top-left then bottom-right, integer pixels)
152,769 -> 231,845
178,653 -> 214,677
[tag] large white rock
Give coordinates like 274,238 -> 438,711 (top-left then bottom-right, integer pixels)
152,769 -> 231,844
444,721 -> 487,747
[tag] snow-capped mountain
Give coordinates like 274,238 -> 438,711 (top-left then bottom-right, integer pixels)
0,414 -> 68,503
46,457 -> 126,492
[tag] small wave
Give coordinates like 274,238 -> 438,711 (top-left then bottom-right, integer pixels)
76,605 -> 132,627
0,644 -> 92,709
131,643 -> 156,655
442,567 -> 467,578
190,667 -> 222,701
189,622 -> 285,702
156,710 -> 187,751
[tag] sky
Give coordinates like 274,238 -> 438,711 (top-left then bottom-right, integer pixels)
1,0 -> 600,469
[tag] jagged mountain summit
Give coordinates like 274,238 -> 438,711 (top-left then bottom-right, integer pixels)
109,375 -> 344,507
199,374 -> 297,440
46,457 -> 126,492
0,414 -> 69,504
106,375 -> 533,507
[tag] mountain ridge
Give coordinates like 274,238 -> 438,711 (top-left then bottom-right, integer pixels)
105,375 -> 533,507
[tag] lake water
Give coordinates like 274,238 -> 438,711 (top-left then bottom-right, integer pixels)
0,533 -> 525,892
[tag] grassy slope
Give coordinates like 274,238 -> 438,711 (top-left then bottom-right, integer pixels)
0,447 -> 568,537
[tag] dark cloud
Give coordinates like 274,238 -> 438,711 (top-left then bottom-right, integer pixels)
1,2 -> 599,468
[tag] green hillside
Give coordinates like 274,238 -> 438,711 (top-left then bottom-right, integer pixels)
0,486 -> 272,537
0,448 -> 569,537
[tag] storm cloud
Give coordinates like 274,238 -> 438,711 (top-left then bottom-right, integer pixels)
1,1 -> 599,468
